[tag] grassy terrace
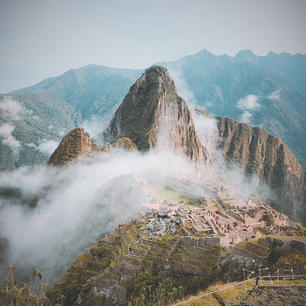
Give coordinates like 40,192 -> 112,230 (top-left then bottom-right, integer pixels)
147,184 -> 189,204
171,279 -> 306,306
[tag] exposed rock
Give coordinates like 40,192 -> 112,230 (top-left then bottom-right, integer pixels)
48,127 -> 101,166
103,137 -> 137,152
195,108 -> 213,118
104,66 -> 209,162
216,116 -> 306,223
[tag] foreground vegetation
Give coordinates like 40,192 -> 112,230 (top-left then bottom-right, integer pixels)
0,265 -> 64,306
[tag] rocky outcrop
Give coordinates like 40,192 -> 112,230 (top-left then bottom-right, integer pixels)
48,128 -> 101,166
103,137 -> 137,152
216,116 -> 306,223
104,66 -> 209,162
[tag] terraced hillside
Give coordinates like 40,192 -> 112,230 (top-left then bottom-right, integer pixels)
48,214 -> 223,306
178,281 -> 306,306
45,207 -> 306,306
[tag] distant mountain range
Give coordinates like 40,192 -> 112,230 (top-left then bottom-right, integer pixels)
161,49 -> 306,168
0,49 -> 305,170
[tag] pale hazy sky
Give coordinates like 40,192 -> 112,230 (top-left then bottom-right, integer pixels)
0,0 -> 305,92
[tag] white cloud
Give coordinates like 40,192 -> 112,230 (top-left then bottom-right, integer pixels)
167,67 -> 198,107
26,143 -> 37,148
267,90 -> 281,101
239,111 -> 252,124
0,152 -> 194,282
0,97 -> 33,122
24,139 -> 59,155
0,123 -> 21,153
237,95 -> 260,124
38,139 -> 59,155
82,115 -> 108,139
237,94 -> 260,110
0,98 -> 24,121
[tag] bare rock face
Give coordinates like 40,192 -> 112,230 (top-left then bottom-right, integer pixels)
217,116 -> 306,223
48,128 -> 101,166
103,137 -> 138,152
104,66 -> 209,162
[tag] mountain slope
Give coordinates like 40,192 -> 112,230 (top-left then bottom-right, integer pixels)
161,49 -> 306,168
0,66 -> 142,170
46,214 -> 305,306
13,65 -> 142,119
48,128 -> 101,166
105,66 -> 209,162
216,116 -> 306,223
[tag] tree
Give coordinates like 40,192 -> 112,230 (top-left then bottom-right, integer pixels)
33,268 -> 42,291
8,265 -> 16,287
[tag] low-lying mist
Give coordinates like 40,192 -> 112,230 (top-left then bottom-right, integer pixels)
0,151 -> 205,284
0,70 -> 275,285
0,144 -> 273,285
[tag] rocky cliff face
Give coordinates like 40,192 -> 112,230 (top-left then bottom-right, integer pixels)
104,66 -> 209,162
48,128 -> 101,166
216,116 -> 306,222
103,137 -> 137,152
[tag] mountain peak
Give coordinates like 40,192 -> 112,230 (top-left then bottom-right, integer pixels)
235,49 -> 256,60
146,65 -> 168,73
104,65 -> 209,162
48,127 -> 101,166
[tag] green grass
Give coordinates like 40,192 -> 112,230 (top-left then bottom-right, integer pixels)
173,279 -> 306,306
147,184 -> 192,204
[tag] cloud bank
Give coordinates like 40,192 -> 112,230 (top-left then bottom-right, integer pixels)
0,97 -> 33,154
0,151 -> 198,283
267,90 -> 281,101
237,94 -> 260,124
0,123 -> 21,153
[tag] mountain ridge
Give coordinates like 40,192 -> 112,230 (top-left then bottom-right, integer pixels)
0,49 -> 305,170
216,115 -> 306,223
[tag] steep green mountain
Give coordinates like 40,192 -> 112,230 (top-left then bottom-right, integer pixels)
216,116 -> 305,223
161,49 -> 306,168
13,65 -> 142,119
0,66 -> 142,170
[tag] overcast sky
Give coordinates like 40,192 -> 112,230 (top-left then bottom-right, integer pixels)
0,0 -> 305,92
